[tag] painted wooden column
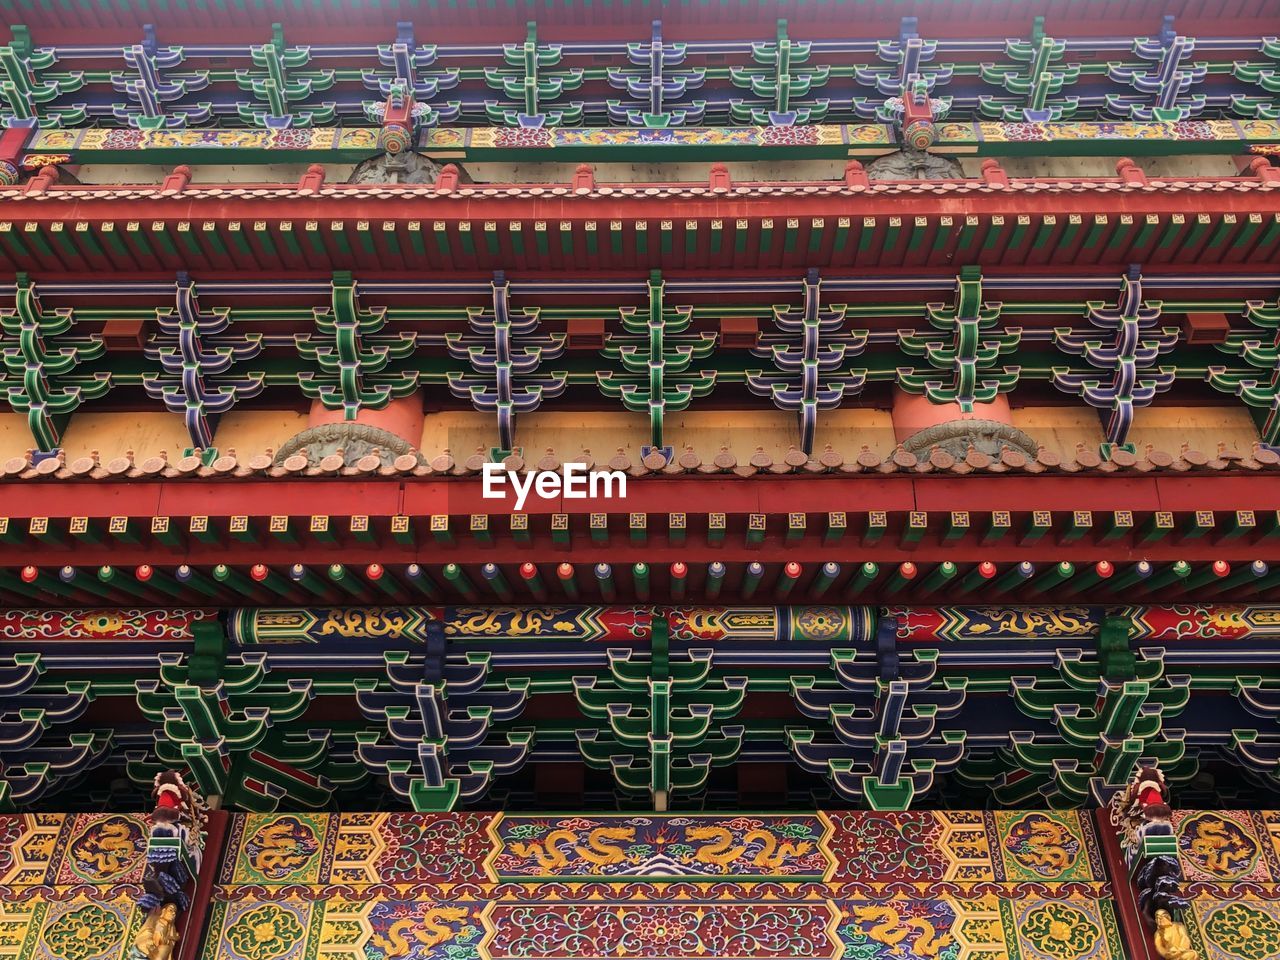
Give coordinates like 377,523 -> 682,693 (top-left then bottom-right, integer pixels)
1093,807 -> 1159,960
174,810 -> 231,960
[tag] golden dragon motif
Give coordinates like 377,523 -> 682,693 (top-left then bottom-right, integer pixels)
743,828 -> 813,868
370,908 -> 470,958
74,818 -> 136,874
1019,819 -> 1073,871
850,905 -> 954,958
685,826 -> 746,869
250,821 -> 313,873
575,827 -> 634,865
1188,818 -> 1249,874
509,827 -> 635,869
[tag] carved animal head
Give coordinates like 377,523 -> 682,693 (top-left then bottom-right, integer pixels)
1130,764 -> 1168,797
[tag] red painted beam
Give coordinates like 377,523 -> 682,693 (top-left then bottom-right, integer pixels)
5,181 -> 1276,276
6,474 -> 1280,521
7,186 -> 1280,231
2,475 -> 1280,569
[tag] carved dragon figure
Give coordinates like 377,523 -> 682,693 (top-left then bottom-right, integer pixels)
1109,763 -> 1170,861
129,771 -> 207,960
511,829 -> 576,868
250,821 -> 314,873
1109,763 -> 1198,960
1187,818 -> 1247,874
685,826 -> 746,869
1018,819 -> 1073,871
743,829 -> 813,868
509,827 -> 635,869
576,827 -> 634,865
850,905 -> 954,957
75,819 -> 137,875
370,908 -> 470,958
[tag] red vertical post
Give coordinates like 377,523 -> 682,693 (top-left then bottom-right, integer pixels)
0,126 -> 32,183
176,808 -> 232,960
1091,807 -> 1157,960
